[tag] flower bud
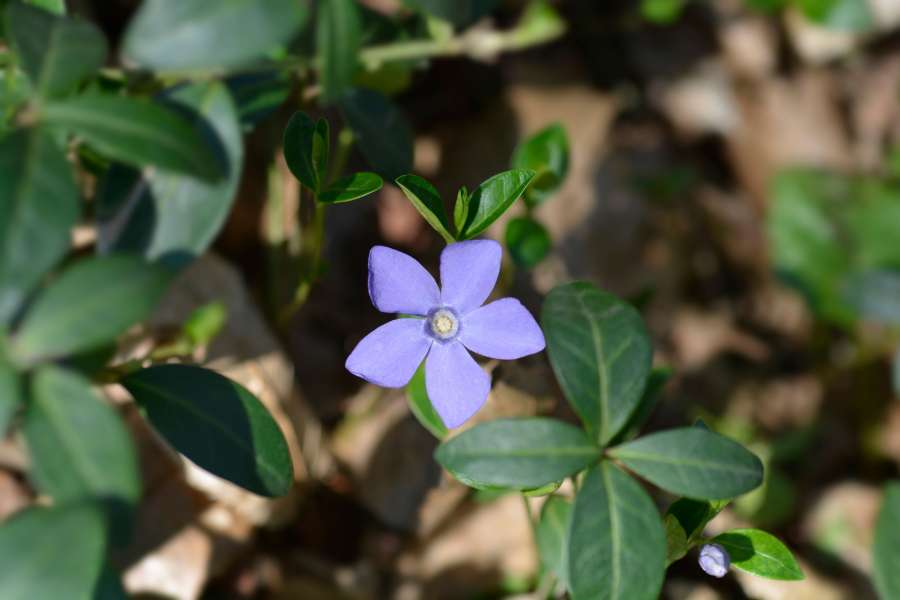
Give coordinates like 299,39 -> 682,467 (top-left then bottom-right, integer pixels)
698,543 -> 730,578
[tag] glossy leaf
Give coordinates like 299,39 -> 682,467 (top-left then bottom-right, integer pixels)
0,128 -> 78,323
614,367 -> 672,443
340,88 -> 413,181
0,503 -> 106,600
122,0 -> 307,72
568,462 -> 666,600
505,216 -> 550,268
406,363 -> 447,439
434,418 -> 599,490
317,0 -> 361,105
97,82 -> 242,267
664,497 -> 727,563
395,174 -> 454,242
283,112 -> 329,193
453,186 -> 470,233
536,494 -> 572,586
874,482 -> 900,599
24,366 -> 140,505
713,529 -> 804,580
14,256 -> 172,362
511,123 -> 569,207
0,360 -> 21,437
122,364 -> 294,497
542,282 -> 653,444
319,172 -> 383,204
41,94 -> 222,180
609,427 -> 764,499
458,169 -> 535,239
842,269 -> 900,325
5,2 -> 107,98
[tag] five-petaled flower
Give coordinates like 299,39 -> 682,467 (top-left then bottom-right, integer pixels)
345,239 -> 545,428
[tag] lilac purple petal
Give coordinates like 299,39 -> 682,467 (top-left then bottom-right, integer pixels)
459,298 -> 545,359
346,318 -> 431,387
439,239 -> 501,313
425,341 -> 491,428
368,246 -> 440,315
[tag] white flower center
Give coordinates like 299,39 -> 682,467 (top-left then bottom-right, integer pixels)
428,307 -> 459,341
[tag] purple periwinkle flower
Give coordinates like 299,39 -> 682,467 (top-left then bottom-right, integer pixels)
345,239 -> 545,428
699,543 -> 730,578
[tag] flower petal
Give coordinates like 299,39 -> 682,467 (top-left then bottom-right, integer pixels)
425,341 -> 491,428
368,246 -> 440,315
459,298 -> 546,359
439,239 -> 501,313
346,318 -> 431,387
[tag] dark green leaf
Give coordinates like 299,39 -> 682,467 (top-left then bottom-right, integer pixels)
402,0 -> 500,27
666,497 -> 727,542
842,269 -> 900,325
283,112 -> 329,193
225,70 -> 292,130
319,171 -> 382,204
510,123 -> 569,207
568,462 -> 666,600
121,364 -> 294,497
609,427 -> 764,499
14,255 -> 172,362
541,282 -> 653,444
0,360 -> 21,437
0,128 -> 78,323
406,363 -> 447,439
25,366 -> 139,505
340,88 -> 413,181
664,513 -> 689,565
536,495 -> 571,586
41,94 -> 223,180
434,418 -> 599,490
458,169 -> 535,239
5,2 -> 107,98
97,82 -> 243,267
713,529 -> 804,580
122,0 -> 307,72
92,565 -> 127,600
505,216 -> 550,268
0,503 -> 106,600
874,482 -> 900,599
614,367 -> 671,443
395,174 -> 454,242
317,0 -> 361,105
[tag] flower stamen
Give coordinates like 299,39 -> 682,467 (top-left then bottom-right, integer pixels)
427,307 -> 460,341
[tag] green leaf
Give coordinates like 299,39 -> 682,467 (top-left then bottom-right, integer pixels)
340,88 -> 413,181
458,169 -> 535,239
609,427 -> 764,499
0,360 -> 21,437
92,565 -> 128,600
5,2 -> 107,98
121,364 -> 294,497
40,93 -> 223,180
406,363 -> 447,439
453,186 -> 470,233
283,112 -> 329,193
14,255 -> 172,363
0,503 -> 106,600
798,0 -> 872,31
874,482 -> 900,599
505,216 -> 550,268
713,528 -> 804,580
0,128 -> 78,323
614,367 -> 671,443
664,497 -> 727,564
536,495 -> 572,586
640,0 -> 686,23
893,350 -> 900,396
25,0 -> 65,14
182,301 -> 227,347
541,282 -> 653,444
24,366 -> 140,505
395,174 -> 454,243
122,0 -> 307,72
403,0 -> 500,27
568,462 -> 666,600
317,0 -> 361,105
96,82 -> 243,268
225,69 -> 292,130
434,417 -> 599,490
510,123 -> 569,207
319,172 -> 383,204
842,269 -> 900,325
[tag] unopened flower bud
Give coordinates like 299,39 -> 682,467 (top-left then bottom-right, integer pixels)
698,543 -> 730,578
